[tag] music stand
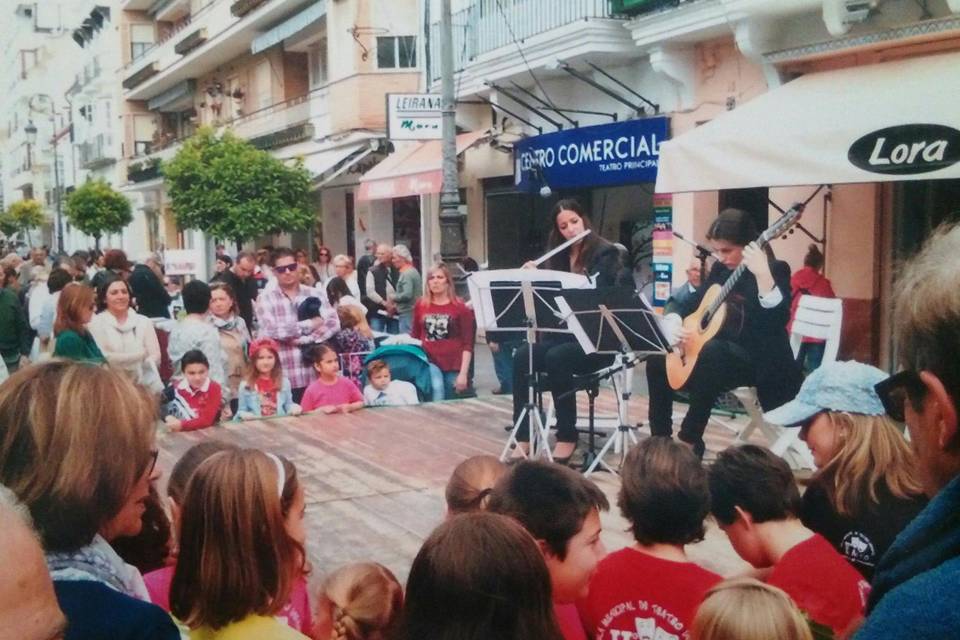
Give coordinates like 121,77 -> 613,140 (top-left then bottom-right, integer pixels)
467,269 -> 592,461
554,287 -> 671,475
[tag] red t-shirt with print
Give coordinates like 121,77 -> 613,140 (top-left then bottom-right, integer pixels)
579,547 -> 722,640
767,533 -> 870,637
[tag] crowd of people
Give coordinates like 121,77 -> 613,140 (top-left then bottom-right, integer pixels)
1,218 -> 958,640
0,239 -> 485,420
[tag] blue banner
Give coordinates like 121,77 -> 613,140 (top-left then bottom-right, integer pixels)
514,117 -> 669,191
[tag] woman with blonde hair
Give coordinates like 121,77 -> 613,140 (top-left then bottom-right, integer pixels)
410,263 -> 475,399
691,578 -> 813,640
312,563 -> 403,640
763,360 -> 927,580
0,361 -> 178,640
444,455 -> 506,516
52,282 -> 106,363
170,448 -> 310,639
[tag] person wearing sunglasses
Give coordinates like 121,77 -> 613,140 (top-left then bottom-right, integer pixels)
855,223 -> 960,640
763,360 -> 926,582
255,247 -> 340,403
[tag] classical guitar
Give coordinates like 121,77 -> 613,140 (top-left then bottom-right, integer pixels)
665,203 -> 805,390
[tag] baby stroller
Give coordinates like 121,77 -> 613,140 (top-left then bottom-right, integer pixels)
361,344 -> 444,402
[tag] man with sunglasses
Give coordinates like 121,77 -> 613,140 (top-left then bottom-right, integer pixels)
255,247 -> 340,403
856,224 -> 960,640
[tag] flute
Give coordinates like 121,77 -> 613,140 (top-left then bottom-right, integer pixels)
531,229 -> 592,267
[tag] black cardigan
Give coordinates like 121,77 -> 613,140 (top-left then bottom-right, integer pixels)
692,258 -> 802,411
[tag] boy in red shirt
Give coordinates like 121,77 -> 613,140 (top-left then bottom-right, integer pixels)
709,445 -> 870,637
164,349 -> 222,431
580,437 -> 722,639
487,460 -> 609,640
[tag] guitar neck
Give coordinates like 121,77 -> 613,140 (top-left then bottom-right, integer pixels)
707,262 -> 748,317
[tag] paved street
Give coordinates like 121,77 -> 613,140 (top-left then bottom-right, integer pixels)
156,381 -> 755,586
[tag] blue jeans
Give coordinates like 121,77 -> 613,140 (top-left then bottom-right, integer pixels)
398,311 -> 414,335
490,340 -> 519,393
427,363 -> 446,400
796,341 -> 826,374
370,315 -> 399,334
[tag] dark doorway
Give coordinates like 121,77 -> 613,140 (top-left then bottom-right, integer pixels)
345,192 -> 356,260
392,196 -> 421,271
719,187 -> 770,231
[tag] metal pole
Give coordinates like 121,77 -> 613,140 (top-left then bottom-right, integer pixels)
52,114 -> 63,254
439,0 -> 464,262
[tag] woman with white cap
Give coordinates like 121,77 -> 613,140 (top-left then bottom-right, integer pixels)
763,360 -> 928,581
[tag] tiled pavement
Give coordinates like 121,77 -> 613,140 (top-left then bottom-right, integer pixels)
156,390 -> 757,586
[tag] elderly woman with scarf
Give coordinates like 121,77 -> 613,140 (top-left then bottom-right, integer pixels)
208,281 -> 250,415
0,361 -> 179,640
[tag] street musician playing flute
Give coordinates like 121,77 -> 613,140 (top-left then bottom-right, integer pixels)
510,199 -> 631,463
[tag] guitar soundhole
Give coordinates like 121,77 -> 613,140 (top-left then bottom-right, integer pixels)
700,313 -> 711,331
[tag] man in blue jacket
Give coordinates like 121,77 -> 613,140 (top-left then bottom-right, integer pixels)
857,223 -> 960,639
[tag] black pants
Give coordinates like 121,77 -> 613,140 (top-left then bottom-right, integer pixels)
292,386 -> 306,405
512,341 -> 613,443
646,339 -> 755,456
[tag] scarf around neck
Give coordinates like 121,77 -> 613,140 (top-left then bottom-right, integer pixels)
46,534 -> 151,601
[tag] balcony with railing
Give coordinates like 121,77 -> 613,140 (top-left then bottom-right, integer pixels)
78,134 -> 116,170
223,86 -> 330,148
428,0 -> 630,83
122,0 -> 317,100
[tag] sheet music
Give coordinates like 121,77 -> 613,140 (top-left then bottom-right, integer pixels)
467,268 -> 593,331
554,289 -> 670,356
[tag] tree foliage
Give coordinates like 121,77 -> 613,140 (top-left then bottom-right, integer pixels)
1,199 -> 47,238
64,179 -> 133,246
162,127 -> 314,243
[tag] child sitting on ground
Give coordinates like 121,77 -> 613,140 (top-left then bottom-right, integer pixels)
692,578 -> 813,640
164,349 -> 223,432
444,454 -> 506,516
708,445 -> 869,638
763,360 -> 927,581
488,460 -> 609,640
312,563 -> 403,640
170,448 -> 313,639
301,344 -> 364,414
362,359 -> 419,407
235,338 -> 302,420
580,437 -> 723,639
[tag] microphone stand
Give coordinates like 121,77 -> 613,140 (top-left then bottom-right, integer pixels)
672,231 -> 715,285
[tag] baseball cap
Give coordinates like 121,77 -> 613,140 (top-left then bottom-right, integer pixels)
763,360 -> 889,427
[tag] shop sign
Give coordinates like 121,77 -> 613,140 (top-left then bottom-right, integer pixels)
651,194 -> 673,310
514,117 -> 669,191
848,124 -> 960,175
387,93 -> 442,141
164,249 -> 201,276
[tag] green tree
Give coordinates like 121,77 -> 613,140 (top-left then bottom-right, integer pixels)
64,179 -> 133,250
2,199 -> 47,245
162,127 -> 314,247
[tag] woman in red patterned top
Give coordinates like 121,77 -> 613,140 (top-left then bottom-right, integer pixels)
410,264 -> 475,399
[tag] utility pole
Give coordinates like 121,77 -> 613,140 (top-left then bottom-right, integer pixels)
438,0 -> 464,262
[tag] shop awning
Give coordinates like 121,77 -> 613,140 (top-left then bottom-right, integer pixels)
251,1 -> 326,55
296,141 -> 373,186
655,51 -> 960,194
357,130 -> 489,201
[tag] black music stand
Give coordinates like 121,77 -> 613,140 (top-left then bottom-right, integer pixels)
466,268 -> 592,461
555,287 -> 670,474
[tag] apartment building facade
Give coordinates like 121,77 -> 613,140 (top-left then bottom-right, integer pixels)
118,0 -> 421,272
421,0 -> 960,368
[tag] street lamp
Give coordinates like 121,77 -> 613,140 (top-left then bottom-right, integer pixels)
26,95 -> 64,254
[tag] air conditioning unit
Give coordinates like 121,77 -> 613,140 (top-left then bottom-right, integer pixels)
823,0 -> 878,36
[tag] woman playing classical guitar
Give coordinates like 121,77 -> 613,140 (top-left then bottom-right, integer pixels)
510,199 -> 629,463
646,208 -> 802,459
